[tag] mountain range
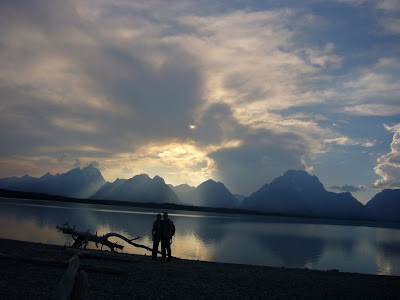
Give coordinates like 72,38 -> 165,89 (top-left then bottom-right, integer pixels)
240,170 -> 365,219
1,166 -> 399,221
0,165 -> 105,199
91,174 -> 179,204
170,180 -> 240,208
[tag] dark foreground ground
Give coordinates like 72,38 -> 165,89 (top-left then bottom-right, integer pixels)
0,238 -> 399,299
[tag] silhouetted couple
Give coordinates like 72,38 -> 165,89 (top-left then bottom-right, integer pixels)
152,212 -> 175,261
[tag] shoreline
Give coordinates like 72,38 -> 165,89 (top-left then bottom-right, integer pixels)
1,238 -> 400,299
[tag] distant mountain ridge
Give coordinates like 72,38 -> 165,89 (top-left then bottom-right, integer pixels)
91,174 -> 179,204
1,167 -> 399,221
240,170 -> 365,219
0,165 -> 105,199
365,189 -> 400,222
170,179 -> 239,208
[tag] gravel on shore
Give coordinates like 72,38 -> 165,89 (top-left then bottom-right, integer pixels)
0,238 -> 399,299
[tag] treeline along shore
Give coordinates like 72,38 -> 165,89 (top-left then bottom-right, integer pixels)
1,189 -> 400,230
0,188 -> 266,215
0,238 -> 400,299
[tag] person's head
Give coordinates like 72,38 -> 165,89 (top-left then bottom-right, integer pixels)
156,214 -> 162,221
163,212 -> 169,220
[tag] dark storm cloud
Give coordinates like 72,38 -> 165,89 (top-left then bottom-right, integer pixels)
191,104 -> 248,145
0,0 -> 202,166
196,104 -> 312,195
103,52 -> 202,140
330,185 -> 366,192
210,138 -> 310,195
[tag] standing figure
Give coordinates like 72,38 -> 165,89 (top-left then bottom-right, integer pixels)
152,214 -> 162,260
161,212 -> 174,261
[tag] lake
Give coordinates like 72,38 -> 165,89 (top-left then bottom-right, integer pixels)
1,197 -> 400,276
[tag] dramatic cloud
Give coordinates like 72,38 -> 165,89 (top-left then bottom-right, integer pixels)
0,0 -> 399,200
373,124 -> 400,189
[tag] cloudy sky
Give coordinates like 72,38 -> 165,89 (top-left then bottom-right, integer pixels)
1,0 -> 399,203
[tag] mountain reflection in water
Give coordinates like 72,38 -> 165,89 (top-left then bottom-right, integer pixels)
1,198 -> 400,275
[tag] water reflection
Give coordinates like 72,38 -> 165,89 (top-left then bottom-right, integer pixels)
376,241 -> 400,275
0,214 -> 66,245
262,235 -> 324,266
1,198 -> 400,275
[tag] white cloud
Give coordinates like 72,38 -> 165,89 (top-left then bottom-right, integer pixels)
50,117 -> 100,133
344,104 -> 400,116
377,0 -> 400,12
121,167 -> 134,175
335,57 -> 400,114
304,43 -> 343,68
324,137 -> 356,146
343,72 -> 400,100
324,136 -> 376,148
363,140 -> 377,147
375,0 -> 400,35
380,17 -> 400,34
373,124 -> 400,189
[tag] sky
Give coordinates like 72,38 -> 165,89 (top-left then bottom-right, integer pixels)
0,0 -> 399,204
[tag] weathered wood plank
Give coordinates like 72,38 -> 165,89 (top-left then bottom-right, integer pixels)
71,270 -> 89,300
52,255 -> 80,300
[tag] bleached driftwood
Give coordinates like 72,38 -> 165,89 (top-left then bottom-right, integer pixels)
57,224 -> 141,252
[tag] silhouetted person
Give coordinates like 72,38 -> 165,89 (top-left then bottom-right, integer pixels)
161,212 -> 174,261
152,214 -> 162,260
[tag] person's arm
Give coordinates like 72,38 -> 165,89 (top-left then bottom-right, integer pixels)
152,221 -> 156,237
169,221 -> 173,238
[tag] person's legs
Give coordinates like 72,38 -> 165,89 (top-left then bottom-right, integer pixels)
161,238 -> 167,261
152,239 -> 159,260
166,241 -> 171,261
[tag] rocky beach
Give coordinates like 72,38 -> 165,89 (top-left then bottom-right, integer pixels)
0,238 -> 399,299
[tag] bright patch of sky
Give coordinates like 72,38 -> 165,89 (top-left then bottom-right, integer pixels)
0,0 -> 399,204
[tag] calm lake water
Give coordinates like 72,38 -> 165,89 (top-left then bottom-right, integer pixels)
1,197 -> 400,275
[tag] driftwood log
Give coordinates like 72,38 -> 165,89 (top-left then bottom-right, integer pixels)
57,224 -> 142,252
57,224 -> 179,258
71,270 -> 88,300
52,255 -> 81,300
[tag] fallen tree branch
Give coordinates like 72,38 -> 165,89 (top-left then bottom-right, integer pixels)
57,224 -> 181,259
57,223 -> 140,252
